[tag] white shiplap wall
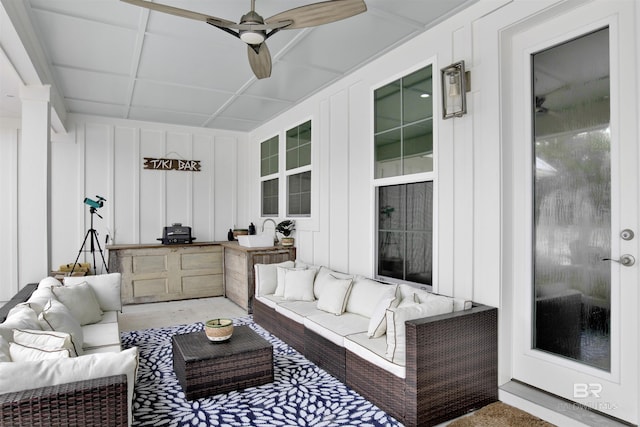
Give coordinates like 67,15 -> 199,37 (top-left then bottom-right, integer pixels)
48,115 -> 246,273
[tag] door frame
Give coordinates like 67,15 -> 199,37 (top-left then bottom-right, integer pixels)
500,0 -> 639,423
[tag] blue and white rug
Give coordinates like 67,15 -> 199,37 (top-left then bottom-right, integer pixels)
121,316 -> 402,427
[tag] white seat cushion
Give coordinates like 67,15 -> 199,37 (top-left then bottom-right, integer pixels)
82,322 -> 121,350
99,310 -> 118,324
344,332 -> 406,378
256,294 -> 286,309
277,300 -> 324,319
274,305 -> 306,324
304,312 -> 369,347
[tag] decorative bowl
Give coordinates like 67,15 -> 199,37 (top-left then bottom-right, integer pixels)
204,318 -> 234,342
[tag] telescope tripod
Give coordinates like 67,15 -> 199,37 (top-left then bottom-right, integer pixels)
70,207 -> 109,275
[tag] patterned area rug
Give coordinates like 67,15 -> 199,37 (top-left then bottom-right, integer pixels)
121,316 -> 402,426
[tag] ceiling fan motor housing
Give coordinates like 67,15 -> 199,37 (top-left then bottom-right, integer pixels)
239,10 -> 266,45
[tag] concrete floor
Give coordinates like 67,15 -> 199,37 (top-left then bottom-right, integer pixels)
118,296 -> 247,332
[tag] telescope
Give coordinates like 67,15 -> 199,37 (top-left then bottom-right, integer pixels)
84,195 -> 106,209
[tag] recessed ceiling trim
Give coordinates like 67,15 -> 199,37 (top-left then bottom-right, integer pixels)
29,4 -> 135,31
124,7 -> 151,120
365,6 -> 426,31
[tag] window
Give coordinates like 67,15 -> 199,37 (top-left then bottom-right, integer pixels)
287,171 -> 311,216
374,66 -> 434,179
286,121 -> 312,217
374,64 -> 434,287
262,178 -> 278,217
377,182 -> 433,286
260,136 -> 279,217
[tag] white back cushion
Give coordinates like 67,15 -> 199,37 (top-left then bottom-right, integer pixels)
316,276 -> 354,315
52,282 -> 104,326
64,273 -> 122,312
254,261 -> 295,296
313,267 -> 353,299
345,277 -> 396,318
9,342 -> 71,361
385,297 -> 454,365
283,269 -> 316,301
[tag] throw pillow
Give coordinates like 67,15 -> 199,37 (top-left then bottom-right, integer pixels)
38,276 -> 61,289
313,267 -> 353,299
64,273 -> 122,312
0,304 -> 41,342
283,268 -> 316,301
52,282 -> 104,325
275,266 -> 306,297
385,297 -> 454,365
0,347 -> 139,427
316,275 -> 354,315
0,336 -> 10,362
13,328 -> 78,357
9,342 -> 71,362
38,299 -> 84,356
367,295 -> 400,338
27,286 -> 58,307
254,261 -> 295,296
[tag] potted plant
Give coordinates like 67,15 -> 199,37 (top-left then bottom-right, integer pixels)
276,220 -> 295,246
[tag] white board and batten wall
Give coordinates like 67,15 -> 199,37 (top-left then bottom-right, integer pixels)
0,114 -> 246,301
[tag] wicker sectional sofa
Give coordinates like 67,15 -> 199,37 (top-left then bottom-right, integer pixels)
253,261 -> 498,426
0,273 -> 137,426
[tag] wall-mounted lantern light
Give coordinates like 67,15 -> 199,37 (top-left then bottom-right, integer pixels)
441,61 -> 468,119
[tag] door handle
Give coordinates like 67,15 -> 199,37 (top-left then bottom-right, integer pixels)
602,254 -> 636,266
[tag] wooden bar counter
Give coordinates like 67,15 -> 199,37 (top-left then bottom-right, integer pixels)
220,242 -> 296,313
107,242 -> 224,305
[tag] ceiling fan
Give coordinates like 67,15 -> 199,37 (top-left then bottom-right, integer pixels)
121,0 -> 367,79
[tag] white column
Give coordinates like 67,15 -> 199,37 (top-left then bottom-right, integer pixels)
18,84 -> 51,284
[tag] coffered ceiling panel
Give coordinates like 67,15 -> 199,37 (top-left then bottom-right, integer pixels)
1,0 -> 480,132
55,67 -> 131,105
131,79 -> 232,114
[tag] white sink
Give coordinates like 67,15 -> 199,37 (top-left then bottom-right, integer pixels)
237,234 -> 274,248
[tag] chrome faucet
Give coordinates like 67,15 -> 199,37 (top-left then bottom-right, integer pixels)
261,218 -> 278,245
261,218 -> 277,233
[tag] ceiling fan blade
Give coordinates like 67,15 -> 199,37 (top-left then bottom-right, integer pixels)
120,0 -> 236,28
265,0 -> 366,30
247,43 -> 272,79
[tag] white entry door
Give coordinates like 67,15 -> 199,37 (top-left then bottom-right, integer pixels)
505,1 -> 638,423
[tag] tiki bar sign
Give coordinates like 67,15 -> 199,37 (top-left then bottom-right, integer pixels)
144,157 -> 201,172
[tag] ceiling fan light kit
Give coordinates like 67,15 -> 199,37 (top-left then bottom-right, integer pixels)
121,0 -> 367,79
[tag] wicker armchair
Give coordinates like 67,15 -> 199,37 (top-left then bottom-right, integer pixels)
0,375 -> 128,427
0,284 -> 130,426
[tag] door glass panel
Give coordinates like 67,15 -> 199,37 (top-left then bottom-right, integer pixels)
532,28 -> 611,370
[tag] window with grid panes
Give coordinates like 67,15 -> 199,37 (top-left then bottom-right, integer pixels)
286,121 -> 312,217
374,65 -> 434,288
260,136 -> 279,217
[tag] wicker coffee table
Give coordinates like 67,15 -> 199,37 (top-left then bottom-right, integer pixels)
172,325 -> 273,400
